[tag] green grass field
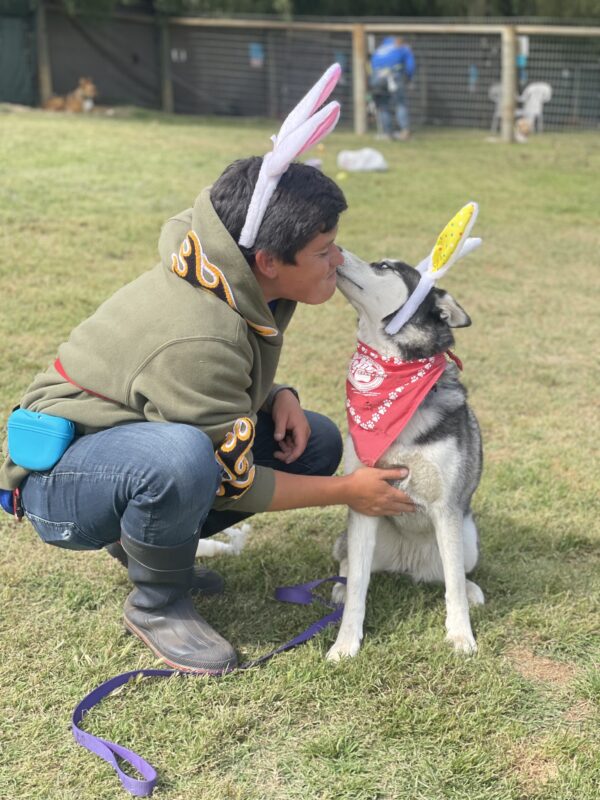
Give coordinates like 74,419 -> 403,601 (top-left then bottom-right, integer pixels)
0,108 -> 599,800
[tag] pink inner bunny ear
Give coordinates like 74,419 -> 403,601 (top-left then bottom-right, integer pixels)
310,64 -> 342,115
268,102 -> 340,174
277,63 -> 341,144
297,103 -> 340,156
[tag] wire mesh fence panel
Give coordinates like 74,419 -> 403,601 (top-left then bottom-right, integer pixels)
169,25 -> 270,117
524,34 -> 600,129
266,29 -> 354,125
169,23 -> 353,124
32,9 -> 600,133
45,9 -> 160,108
167,20 -> 599,133
367,32 -> 503,131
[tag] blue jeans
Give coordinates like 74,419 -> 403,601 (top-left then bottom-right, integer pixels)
20,411 -> 343,551
375,89 -> 409,134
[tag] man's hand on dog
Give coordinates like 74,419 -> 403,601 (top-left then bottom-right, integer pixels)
346,467 -> 415,516
272,389 -> 311,464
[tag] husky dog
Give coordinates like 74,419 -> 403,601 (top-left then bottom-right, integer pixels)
327,251 -> 484,660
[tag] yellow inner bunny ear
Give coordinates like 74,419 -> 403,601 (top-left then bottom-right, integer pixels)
432,202 -> 476,273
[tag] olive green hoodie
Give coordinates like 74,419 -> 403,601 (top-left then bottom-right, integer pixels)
0,188 -> 296,513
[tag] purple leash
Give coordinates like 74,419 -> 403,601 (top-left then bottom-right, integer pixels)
71,576 -> 346,797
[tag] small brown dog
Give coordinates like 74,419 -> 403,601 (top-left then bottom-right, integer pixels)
44,78 -> 97,113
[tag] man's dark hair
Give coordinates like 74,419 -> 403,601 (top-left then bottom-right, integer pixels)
210,156 -> 347,265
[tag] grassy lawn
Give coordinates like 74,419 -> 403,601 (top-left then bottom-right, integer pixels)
0,108 -> 599,800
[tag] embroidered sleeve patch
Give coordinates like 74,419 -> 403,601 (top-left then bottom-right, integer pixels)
215,417 -> 256,499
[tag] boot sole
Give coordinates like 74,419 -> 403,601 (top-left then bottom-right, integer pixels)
123,617 -> 236,676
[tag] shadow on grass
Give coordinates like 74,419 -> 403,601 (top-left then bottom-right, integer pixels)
6,504 -> 598,667
191,508 -> 600,662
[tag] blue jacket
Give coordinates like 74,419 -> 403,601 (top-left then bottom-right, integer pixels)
370,36 -> 415,80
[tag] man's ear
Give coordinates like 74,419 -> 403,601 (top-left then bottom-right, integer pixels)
435,291 -> 471,328
253,249 -> 279,279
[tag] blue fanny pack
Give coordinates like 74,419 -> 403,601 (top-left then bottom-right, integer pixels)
7,408 -> 75,471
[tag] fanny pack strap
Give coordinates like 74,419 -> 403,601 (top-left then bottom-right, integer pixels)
72,575 -> 346,797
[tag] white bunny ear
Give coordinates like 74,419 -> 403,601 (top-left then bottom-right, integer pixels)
456,237 -> 482,260
276,63 -> 342,144
267,102 -> 340,175
238,64 -> 342,249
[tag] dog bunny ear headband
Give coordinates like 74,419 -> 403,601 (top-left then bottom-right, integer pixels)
238,63 -> 342,249
385,202 -> 483,335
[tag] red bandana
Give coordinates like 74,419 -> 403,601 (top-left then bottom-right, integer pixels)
346,341 -> 448,466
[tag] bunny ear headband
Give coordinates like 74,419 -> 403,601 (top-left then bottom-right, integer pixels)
385,202 -> 483,335
238,63 -> 342,249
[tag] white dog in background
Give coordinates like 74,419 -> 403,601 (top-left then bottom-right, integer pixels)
196,523 -> 251,558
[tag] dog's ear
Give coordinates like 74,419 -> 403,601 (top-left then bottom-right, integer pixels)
435,291 -> 471,328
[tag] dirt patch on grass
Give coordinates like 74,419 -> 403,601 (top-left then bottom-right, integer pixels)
511,739 -> 559,796
506,646 -> 578,687
562,698 -> 595,725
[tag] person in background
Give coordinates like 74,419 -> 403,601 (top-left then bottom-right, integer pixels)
370,35 -> 416,141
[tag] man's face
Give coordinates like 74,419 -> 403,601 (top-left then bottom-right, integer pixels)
274,227 -> 344,305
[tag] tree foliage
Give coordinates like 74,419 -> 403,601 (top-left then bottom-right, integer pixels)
53,0 -> 600,18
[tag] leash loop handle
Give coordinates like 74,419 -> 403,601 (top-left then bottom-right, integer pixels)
71,577 -> 346,796
72,669 -> 174,796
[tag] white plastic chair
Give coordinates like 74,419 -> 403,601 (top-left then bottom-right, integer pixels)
488,82 -> 522,133
518,82 -> 552,133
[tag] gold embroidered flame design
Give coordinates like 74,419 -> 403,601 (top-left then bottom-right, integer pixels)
171,231 -> 278,337
215,417 -> 256,499
172,231 -> 237,309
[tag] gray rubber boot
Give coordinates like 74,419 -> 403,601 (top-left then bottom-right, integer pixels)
121,532 -> 237,674
106,540 -> 224,596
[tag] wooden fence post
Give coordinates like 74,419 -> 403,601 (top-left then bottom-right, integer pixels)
352,23 -> 367,135
36,0 -> 53,105
501,25 -> 517,143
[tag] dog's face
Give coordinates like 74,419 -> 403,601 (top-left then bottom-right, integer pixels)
516,117 -> 531,137
336,250 -> 471,361
78,78 -> 98,100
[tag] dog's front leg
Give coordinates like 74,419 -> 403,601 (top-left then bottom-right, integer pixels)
431,507 -> 477,654
326,511 -> 378,661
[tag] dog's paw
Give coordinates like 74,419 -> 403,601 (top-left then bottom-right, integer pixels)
326,633 -> 361,661
195,523 -> 251,558
331,581 -> 347,605
466,580 -> 485,606
446,630 -> 478,654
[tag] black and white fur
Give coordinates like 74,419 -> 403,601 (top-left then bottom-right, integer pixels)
327,251 -> 484,660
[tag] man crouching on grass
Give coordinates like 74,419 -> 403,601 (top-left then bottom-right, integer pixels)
0,70 -> 414,674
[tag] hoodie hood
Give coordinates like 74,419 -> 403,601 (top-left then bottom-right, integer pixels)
159,187 -> 294,343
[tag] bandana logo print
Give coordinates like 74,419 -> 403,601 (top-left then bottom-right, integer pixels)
345,344 -> 449,466
348,353 -> 386,393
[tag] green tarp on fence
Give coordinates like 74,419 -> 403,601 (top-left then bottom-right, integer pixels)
0,3 -> 37,106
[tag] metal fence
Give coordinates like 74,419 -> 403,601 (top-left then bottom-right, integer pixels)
19,8 -> 600,137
